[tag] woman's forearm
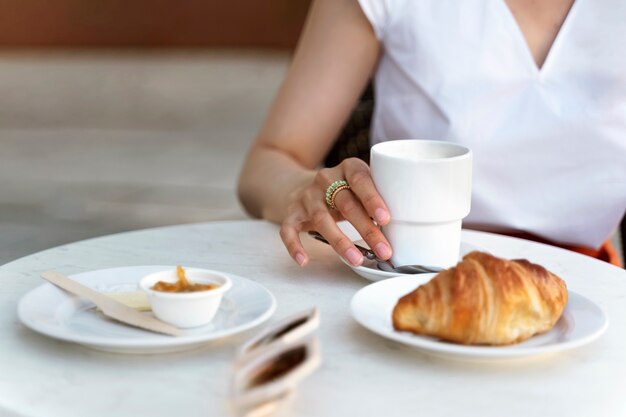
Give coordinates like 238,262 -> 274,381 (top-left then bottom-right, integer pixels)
237,144 -> 315,223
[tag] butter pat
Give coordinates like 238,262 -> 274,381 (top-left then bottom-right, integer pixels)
103,291 -> 151,312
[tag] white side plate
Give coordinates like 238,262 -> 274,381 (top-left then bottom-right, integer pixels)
350,275 -> 609,360
18,265 -> 276,354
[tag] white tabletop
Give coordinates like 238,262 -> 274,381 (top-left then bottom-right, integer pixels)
1,220 -> 625,417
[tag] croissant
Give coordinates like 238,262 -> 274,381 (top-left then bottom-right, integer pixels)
392,251 -> 568,345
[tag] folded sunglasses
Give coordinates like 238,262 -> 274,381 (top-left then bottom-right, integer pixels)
230,308 -> 321,417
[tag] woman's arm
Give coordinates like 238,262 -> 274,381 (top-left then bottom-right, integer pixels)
238,0 -> 379,220
238,0 -> 391,266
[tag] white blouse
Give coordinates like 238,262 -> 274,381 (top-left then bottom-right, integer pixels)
357,0 -> 626,248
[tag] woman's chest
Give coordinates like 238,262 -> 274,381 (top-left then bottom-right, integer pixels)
377,0 -> 626,132
504,0 -> 575,70
382,0 -> 626,84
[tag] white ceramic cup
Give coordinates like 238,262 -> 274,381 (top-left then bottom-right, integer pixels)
370,139 -> 472,268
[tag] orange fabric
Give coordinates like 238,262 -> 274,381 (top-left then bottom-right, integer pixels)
502,232 -> 623,268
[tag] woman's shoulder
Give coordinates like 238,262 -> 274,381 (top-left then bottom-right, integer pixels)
356,0 -> 412,40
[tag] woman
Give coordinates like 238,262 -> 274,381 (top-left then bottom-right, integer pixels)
238,0 -> 626,267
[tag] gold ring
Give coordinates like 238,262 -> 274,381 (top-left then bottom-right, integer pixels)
325,180 -> 351,210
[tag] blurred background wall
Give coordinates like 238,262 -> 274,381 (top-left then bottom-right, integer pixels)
0,0 -> 309,48
0,1 -> 310,264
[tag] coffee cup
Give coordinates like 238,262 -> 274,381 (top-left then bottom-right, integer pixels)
370,140 -> 472,268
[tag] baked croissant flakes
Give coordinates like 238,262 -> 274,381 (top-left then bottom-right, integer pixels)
392,251 -> 568,345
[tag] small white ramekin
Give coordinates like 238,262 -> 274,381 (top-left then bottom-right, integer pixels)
139,268 -> 232,328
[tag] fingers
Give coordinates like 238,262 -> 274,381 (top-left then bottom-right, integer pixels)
281,160 -> 392,268
342,158 -> 390,225
302,189 -> 364,266
279,203 -> 309,266
333,188 -> 392,260
315,159 -> 392,260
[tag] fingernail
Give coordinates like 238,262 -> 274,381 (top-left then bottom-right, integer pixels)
374,242 -> 392,259
295,252 -> 306,266
345,248 -> 363,266
375,208 -> 389,224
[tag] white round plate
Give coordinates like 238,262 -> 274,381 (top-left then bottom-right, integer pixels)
350,275 -> 609,360
18,265 -> 276,354
342,241 -> 485,282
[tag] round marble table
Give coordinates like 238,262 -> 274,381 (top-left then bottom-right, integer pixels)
1,220 -> 625,417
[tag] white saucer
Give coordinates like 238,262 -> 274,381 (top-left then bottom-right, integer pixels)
341,240 -> 485,282
18,265 -> 277,354
350,275 -> 609,360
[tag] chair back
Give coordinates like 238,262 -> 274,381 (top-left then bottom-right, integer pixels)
323,83 -> 374,167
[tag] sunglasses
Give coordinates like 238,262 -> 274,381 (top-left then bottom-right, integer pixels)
231,308 -> 321,417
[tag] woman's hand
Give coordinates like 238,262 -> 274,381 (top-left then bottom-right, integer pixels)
280,158 -> 392,267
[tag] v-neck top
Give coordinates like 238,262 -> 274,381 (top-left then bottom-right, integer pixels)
357,0 -> 626,248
